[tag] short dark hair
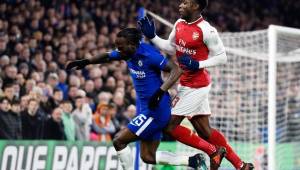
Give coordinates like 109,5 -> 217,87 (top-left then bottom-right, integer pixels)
0,97 -> 10,104
3,83 -> 14,90
53,88 -> 62,93
195,0 -> 208,11
61,100 -> 72,104
11,99 -> 20,105
108,102 -> 117,109
117,28 -> 142,46
28,98 -> 38,104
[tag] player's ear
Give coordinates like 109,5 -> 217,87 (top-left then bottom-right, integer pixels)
192,2 -> 200,11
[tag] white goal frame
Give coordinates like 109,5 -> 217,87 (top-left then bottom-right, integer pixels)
268,25 -> 300,170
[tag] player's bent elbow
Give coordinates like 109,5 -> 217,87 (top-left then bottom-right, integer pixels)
223,55 -> 228,64
219,53 -> 228,64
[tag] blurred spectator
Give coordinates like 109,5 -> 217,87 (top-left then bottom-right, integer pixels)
18,63 -> 30,80
44,107 -> 66,140
68,85 -> 79,104
103,76 -> 116,93
46,88 -> 64,114
0,79 -> 3,97
57,70 -> 69,99
47,73 -> 59,89
0,33 -> 8,56
91,103 -> 116,142
108,103 -> 120,138
3,83 -> 15,101
3,65 -> 17,87
11,99 -> 21,115
84,80 -> 97,99
0,55 -> 9,68
21,98 -> 46,139
97,91 -> 111,104
20,95 -> 30,112
0,97 -> 22,139
73,95 -> 92,141
113,91 -> 128,115
121,104 -> 137,128
69,74 -> 81,88
93,77 -> 103,94
61,100 -> 76,141
25,79 -> 36,95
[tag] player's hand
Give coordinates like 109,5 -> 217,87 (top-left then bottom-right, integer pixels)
148,88 -> 165,110
66,59 -> 90,70
138,16 -> 156,39
178,54 -> 199,71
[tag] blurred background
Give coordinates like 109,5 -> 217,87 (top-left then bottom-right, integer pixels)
0,0 -> 299,170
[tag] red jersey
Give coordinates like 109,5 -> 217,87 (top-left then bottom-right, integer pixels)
176,17 -> 211,88
152,16 -> 226,89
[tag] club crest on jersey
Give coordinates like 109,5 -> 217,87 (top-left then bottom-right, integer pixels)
192,32 -> 199,40
138,60 -> 143,67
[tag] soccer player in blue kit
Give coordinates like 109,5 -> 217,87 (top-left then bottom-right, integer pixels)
66,28 -> 207,170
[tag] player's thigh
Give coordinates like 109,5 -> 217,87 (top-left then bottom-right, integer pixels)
190,115 -> 212,139
128,113 -> 168,140
140,140 -> 160,164
171,85 -> 211,117
113,127 -> 139,150
163,115 -> 185,134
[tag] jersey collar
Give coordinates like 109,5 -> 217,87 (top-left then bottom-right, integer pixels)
183,16 -> 204,25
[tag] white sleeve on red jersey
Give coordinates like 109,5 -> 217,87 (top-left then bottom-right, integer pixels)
197,21 -> 227,69
151,19 -> 183,55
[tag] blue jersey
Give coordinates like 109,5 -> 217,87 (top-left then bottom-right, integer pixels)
109,43 -> 171,122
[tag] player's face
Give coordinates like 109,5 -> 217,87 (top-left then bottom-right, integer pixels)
179,0 -> 198,20
115,37 -> 137,58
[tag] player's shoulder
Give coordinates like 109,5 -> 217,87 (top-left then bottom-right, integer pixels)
196,20 -> 219,40
174,18 -> 185,27
197,20 -> 217,33
138,43 -> 161,57
139,43 -> 160,53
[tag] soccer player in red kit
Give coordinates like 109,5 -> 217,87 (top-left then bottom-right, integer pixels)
139,0 -> 254,169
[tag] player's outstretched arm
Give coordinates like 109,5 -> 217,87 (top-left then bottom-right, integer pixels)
66,51 -> 119,70
138,16 -> 176,55
148,60 -> 183,109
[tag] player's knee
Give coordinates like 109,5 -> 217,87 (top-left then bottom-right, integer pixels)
141,153 -> 156,164
163,123 -> 176,136
112,136 -> 125,150
163,126 -> 173,135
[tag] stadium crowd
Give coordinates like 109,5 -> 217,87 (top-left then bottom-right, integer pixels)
0,0 -> 299,142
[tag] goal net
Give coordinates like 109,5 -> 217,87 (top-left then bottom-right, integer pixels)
208,26 -> 300,170
146,10 -> 300,170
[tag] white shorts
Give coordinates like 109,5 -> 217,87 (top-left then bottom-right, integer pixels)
171,84 -> 211,118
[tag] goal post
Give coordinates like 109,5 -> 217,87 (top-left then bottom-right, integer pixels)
268,25 -> 300,170
268,25 -> 277,170
146,10 -> 300,170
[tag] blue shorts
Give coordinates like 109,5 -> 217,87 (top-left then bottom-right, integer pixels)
128,94 -> 171,140
127,113 -> 169,141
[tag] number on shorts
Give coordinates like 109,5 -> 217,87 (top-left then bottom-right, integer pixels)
130,114 -> 147,126
171,96 -> 180,108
